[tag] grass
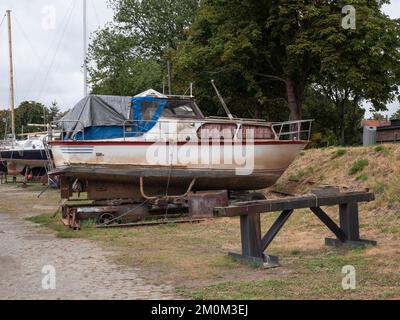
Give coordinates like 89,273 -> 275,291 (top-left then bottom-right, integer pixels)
331,149 -> 347,159
374,145 -> 385,153
348,159 -> 369,176
356,174 -> 369,182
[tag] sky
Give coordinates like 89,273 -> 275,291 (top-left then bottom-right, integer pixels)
0,1 -> 399,117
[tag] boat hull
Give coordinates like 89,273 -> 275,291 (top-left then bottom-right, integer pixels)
50,140 -> 307,193
0,149 -> 49,176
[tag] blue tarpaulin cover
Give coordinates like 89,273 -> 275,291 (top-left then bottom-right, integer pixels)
60,90 -> 168,140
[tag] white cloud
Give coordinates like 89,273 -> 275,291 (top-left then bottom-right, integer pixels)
0,0 -> 113,112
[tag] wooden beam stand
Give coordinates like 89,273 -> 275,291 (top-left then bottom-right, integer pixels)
215,191 -> 377,268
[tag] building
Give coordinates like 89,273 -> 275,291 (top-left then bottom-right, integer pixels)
361,119 -> 400,145
376,119 -> 400,143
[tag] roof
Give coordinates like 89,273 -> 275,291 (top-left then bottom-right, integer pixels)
361,119 -> 391,127
134,89 -> 168,99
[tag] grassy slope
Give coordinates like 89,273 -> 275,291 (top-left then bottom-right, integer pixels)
27,144 -> 400,300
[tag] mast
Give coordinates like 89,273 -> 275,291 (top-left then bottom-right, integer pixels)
6,10 -> 15,139
83,0 -> 88,96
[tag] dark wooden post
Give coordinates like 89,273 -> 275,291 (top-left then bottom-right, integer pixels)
240,214 -> 262,258
339,202 -> 360,241
325,201 -> 377,247
229,213 -> 279,268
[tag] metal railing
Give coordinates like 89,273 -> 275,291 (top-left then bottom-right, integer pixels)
50,118 -> 313,142
51,120 -> 85,141
272,120 -> 313,141
122,118 -> 275,142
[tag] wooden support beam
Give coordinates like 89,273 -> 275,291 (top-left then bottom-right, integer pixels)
310,207 -> 347,242
240,214 -> 263,258
339,202 -> 360,241
214,192 -> 375,217
261,210 -> 293,251
221,191 -> 377,268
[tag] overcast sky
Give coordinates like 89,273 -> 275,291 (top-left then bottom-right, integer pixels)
0,1 -> 399,117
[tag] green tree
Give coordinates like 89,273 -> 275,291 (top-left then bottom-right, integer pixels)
0,110 -> 11,140
48,101 -> 61,123
88,0 -> 199,95
390,108 -> 400,120
14,101 -> 49,136
173,0 -> 400,126
172,0 -> 287,119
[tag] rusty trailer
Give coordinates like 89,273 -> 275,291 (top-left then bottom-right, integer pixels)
214,188 -> 377,268
61,190 -> 230,229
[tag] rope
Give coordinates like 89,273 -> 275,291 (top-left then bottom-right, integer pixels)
37,0 -> 77,101
21,0 -> 74,102
13,14 -> 46,102
0,14 -> 6,29
99,201 -> 149,226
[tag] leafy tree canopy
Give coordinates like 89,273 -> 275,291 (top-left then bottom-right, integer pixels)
172,0 -> 400,125
88,0 -> 200,95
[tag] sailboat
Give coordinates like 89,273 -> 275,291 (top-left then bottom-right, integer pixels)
0,10 -> 50,179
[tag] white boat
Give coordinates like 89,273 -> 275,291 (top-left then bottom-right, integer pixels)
49,90 -> 312,200
0,135 -> 49,177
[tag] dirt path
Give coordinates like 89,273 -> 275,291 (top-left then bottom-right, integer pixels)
0,184 -> 178,300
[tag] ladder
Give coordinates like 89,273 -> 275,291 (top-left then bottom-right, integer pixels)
43,135 -> 55,179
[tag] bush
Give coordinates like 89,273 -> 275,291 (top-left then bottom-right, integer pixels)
374,182 -> 386,194
356,174 -> 368,182
331,149 -> 347,159
374,145 -> 385,153
348,159 -> 369,176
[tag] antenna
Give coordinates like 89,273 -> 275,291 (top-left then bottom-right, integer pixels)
211,80 -> 233,120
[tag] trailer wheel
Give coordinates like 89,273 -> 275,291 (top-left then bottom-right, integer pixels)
97,213 -> 117,225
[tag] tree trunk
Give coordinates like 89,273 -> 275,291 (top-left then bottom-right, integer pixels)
286,78 -> 303,121
167,61 -> 173,95
338,101 -> 346,146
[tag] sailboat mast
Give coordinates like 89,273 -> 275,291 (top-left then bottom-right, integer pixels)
6,10 -> 15,139
83,0 -> 88,97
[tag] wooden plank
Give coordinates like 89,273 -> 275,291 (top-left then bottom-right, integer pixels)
214,192 -> 375,217
261,210 -> 294,251
339,202 -> 360,241
240,214 -> 263,258
96,218 -> 205,229
310,207 -> 347,242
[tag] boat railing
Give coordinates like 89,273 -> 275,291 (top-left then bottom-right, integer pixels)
272,120 -> 313,141
122,119 -> 274,141
50,120 -> 85,141
50,119 -> 312,142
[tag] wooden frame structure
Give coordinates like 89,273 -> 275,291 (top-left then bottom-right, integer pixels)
214,191 -> 377,268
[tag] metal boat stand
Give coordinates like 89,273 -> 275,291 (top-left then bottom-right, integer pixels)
214,189 -> 377,268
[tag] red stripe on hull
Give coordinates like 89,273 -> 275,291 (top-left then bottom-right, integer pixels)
49,140 -> 309,146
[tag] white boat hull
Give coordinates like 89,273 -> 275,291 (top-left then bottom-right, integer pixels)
50,140 -> 307,191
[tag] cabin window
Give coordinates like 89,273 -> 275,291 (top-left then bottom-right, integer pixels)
140,101 -> 159,121
161,99 -> 202,119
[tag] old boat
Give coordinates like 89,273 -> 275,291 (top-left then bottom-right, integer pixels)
0,134 -> 50,177
49,90 -> 312,201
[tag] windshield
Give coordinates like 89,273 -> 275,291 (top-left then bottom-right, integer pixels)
161,99 -> 203,119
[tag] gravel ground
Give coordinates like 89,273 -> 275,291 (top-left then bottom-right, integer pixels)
0,189 -> 178,300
